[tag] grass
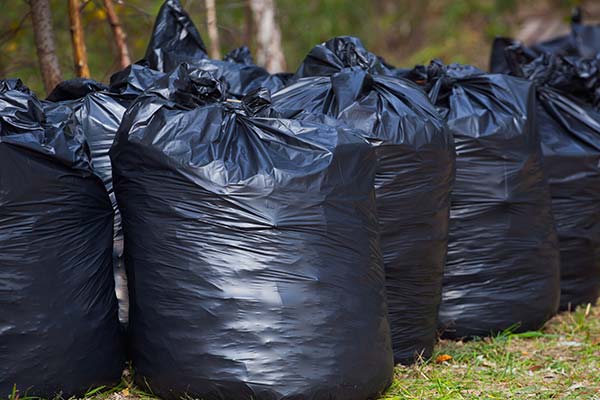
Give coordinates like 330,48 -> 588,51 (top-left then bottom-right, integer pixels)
6,304 -> 600,400
383,303 -> 600,400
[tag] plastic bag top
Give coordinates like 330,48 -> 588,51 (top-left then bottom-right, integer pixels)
223,46 -> 254,65
113,68 -> 372,192
401,60 -> 531,111
0,80 -> 92,171
144,0 -> 207,72
399,60 -> 484,96
501,44 -> 600,107
141,63 -> 226,107
190,58 -> 290,99
0,78 -> 34,95
109,64 -> 167,97
273,67 -> 445,147
295,36 -> 391,78
46,78 -> 108,102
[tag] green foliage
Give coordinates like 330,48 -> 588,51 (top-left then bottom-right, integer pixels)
0,0 -> 578,95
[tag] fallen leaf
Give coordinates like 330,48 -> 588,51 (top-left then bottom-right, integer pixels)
529,365 -> 543,372
435,354 -> 453,363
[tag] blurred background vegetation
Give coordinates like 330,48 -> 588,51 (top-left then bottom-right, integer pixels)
1,0 -> 598,95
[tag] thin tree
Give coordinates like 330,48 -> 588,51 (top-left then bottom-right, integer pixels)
29,0 -> 62,93
103,0 -> 131,69
205,0 -> 221,59
244,0 -> 253,47
68,0 -> 90,77
249,0 -> 286,72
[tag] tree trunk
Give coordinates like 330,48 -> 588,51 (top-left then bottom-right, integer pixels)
29,0 -> 62,94
68,0 -> 90,78
103,0 -> 131,69
205,0 -> 221,59
249,0 -> 286,73
244,0 -> 253,47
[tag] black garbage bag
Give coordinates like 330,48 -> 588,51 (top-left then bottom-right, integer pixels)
223,45 -> 255,64
43,77 -> 147,325
43,79 -> 125,242
109,63 -> 167,96
490,9 -> 600,73
499,49 -> 600,309
272,36 -> 455,363
0,78 -> 33,93
0,80 -> 123,398
143,1 -> 290,97
144,0 -> 208,72
191,57 -> 290,99
43,79 -> 127,234
111,65 -> 393,400
46,78 -> 109,101
498,44 -> 600,107
399,61 -> 561,338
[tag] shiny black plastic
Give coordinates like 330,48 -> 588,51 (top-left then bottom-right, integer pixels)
144,1 -> 290,97
0,80 -> 123,397
192,57 -> 290,99
43,79 -> 128,244
143,0 -> 207,72
109,64 -> 166,96
46,78 -> 109,101
497,49 -> 600,309
111,66 -> 394,400
43,78 -> 142,324
272,37 -> 455,363
400,62 -> 561,338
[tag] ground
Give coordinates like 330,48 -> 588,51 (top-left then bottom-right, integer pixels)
10,304 -> 600,400
384,303 -> 600,399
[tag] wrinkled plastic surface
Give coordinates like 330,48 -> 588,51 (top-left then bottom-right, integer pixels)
109,64 -> 166,96
43,78 -> 137,324
192,57 -> 290,99
144,0 -> 207,72
498,44 -> 600,106
273,37 -> 455,363
400,62 -> 561,338
46,78 -> 109,101
0,80 -> 123,397
111,66 -> 393,400
43,79 -> 128,244
144,1 -> 290,97
496,49 -> 600,309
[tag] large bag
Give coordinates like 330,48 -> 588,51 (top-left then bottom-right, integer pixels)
498,49 -> 600,309
0,80 -> 123,397
400,62 -> 561,338
111,66 -> 393,400
272,36 -> 455,363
